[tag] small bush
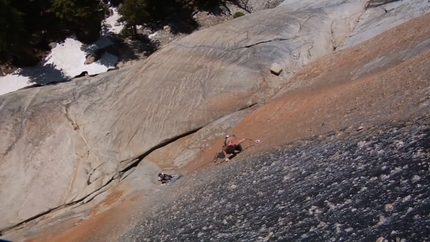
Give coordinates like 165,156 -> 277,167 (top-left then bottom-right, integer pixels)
233,11 -> 245,19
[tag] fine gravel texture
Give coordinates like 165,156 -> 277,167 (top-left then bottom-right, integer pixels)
122,117 -> 429,242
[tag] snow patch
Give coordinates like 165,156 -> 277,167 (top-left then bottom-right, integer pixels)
148,32 -> 158,39
0,7 -> 124,96
104,7 -> 124,34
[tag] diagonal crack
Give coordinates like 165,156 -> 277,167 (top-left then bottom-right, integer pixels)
238,102 -> 258,111
0,172 -> 118,235
173,37 -> 291,52
232,38 -> 291,50
119,127 -> 204,174
0,125 -> 204,235
2,119 -> 26,157
365,0 -> 401,10
119,102 -> 261,174
64,104 -> 101,165
1,104 -> 259,235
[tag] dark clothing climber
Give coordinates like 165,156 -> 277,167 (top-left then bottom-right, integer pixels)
214,134 -> 260,162
158,172 -> 173,184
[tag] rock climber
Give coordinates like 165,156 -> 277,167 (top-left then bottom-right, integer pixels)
220,134 -> 260,162
158,172 -> 174,184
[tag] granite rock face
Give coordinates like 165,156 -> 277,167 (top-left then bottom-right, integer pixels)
123,119 -> 430,241
0,0 -> 429,233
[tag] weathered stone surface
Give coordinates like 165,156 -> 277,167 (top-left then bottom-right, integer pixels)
173,13 -> 430,192
84,54 -> 98,65
0,5 -> 335,230
145,108 -> 257,169
280,0 -> 430,49
48,42 -> 58,49
270,63 -> 282,75
0,0 -> 429,233
123,119 -> 430,241
84,49 -> 105,65
341,0 -> 430,48
234,13 -> 430,150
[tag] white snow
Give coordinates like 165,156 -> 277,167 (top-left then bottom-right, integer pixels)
0,75 -> 32,96
103,7 -> 124,35
0,7 -> 124,96
46,37 -> 117,78
148,32 -> 158,39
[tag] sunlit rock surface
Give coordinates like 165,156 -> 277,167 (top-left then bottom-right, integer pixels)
124,119 -> 429,241
0,0 -> 429,236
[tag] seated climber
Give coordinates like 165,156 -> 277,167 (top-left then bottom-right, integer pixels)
158,172 -> 174,184
221,134 -> 260,162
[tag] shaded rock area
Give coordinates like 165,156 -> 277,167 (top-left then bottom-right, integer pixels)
123,118 -> 429,241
